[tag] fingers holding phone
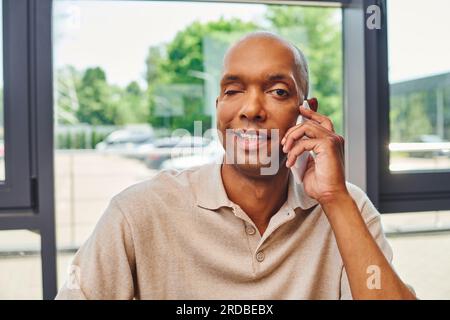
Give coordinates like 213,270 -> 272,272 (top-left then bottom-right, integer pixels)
280,98 -> 347,203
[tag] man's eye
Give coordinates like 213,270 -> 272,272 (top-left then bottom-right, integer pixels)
224,90 -> 240,95
270,89 -> 289,97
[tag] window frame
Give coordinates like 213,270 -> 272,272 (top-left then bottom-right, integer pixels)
361,0 -> 450,213
0,0 -> 33,209
0,0 -> 56,300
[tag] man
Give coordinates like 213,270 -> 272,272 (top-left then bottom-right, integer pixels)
56,31 -> 416,300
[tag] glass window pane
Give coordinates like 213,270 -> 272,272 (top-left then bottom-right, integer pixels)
52,0 -> 342,252
388,0 -> 450,172
381,211 -> 450,299
0,230 -> 42,299
0,1 -> 4,181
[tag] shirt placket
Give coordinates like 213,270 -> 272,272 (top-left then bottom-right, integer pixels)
231,203 -> 261,252
231,202 -> 297,274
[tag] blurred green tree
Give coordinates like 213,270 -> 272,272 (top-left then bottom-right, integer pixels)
113,81 -> 149,125
390,91 -> 433,142
55,65 -> 81,125
76,67 -> 117,125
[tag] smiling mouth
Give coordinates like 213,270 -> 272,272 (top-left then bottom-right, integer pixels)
231,129 -> 270,140
229,129 -> 271,151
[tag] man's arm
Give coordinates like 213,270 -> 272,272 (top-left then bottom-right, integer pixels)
282,105 -> 416,300
322,192 -> 415,299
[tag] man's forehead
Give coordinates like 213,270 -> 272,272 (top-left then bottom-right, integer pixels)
221,36 -> 299,83
220,70 -> 297,87
222,57 -> 295,74
223,37 -> 296,66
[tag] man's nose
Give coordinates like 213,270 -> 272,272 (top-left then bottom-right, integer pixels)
239,91 -> 266,123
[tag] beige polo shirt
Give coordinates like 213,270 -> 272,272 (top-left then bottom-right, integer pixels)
55,162 -> 393,300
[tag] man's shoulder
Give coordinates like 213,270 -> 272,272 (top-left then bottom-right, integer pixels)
345,181 -> 381,223
345,181 -> 367,203
111,164 -> 211,211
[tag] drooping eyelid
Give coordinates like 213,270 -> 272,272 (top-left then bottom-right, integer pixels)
222,83 -> 244,94
221,80 -> 241,88
220,74 -> 243,88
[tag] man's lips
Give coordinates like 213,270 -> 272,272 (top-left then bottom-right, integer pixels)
229,129 -> 271,140
228,129 -> 272,152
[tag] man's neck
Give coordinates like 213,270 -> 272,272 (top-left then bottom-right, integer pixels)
221,163 -> 290,235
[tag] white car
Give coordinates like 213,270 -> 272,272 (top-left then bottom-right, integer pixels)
145,136 -> 211,169
160,141 -> 224,171
95,128 -> 154,158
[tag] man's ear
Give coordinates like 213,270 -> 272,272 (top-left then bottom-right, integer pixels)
215,97 -> 218,109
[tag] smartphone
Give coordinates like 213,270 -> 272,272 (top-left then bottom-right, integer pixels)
290,98 -> 318,184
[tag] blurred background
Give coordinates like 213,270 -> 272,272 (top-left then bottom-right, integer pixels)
1,0 -> 450,299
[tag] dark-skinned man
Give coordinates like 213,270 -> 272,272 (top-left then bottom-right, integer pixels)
56,31 -> 416,300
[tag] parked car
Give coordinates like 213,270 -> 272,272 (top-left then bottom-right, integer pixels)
133,139 -> 156,161
144,136 -> 210,169
417,135 -> 450,158
160,140 -> 224,171
95,127 -> 154,158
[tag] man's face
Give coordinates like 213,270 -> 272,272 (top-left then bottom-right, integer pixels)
216,37 -> 303,176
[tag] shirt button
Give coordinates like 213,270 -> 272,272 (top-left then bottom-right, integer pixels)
245,226 -> 256,235
256,251 -> 265,262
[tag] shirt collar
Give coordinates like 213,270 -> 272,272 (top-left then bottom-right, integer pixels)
194,161 -> 233,210
194,161 -> 318,212
286,169 -> 319,211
